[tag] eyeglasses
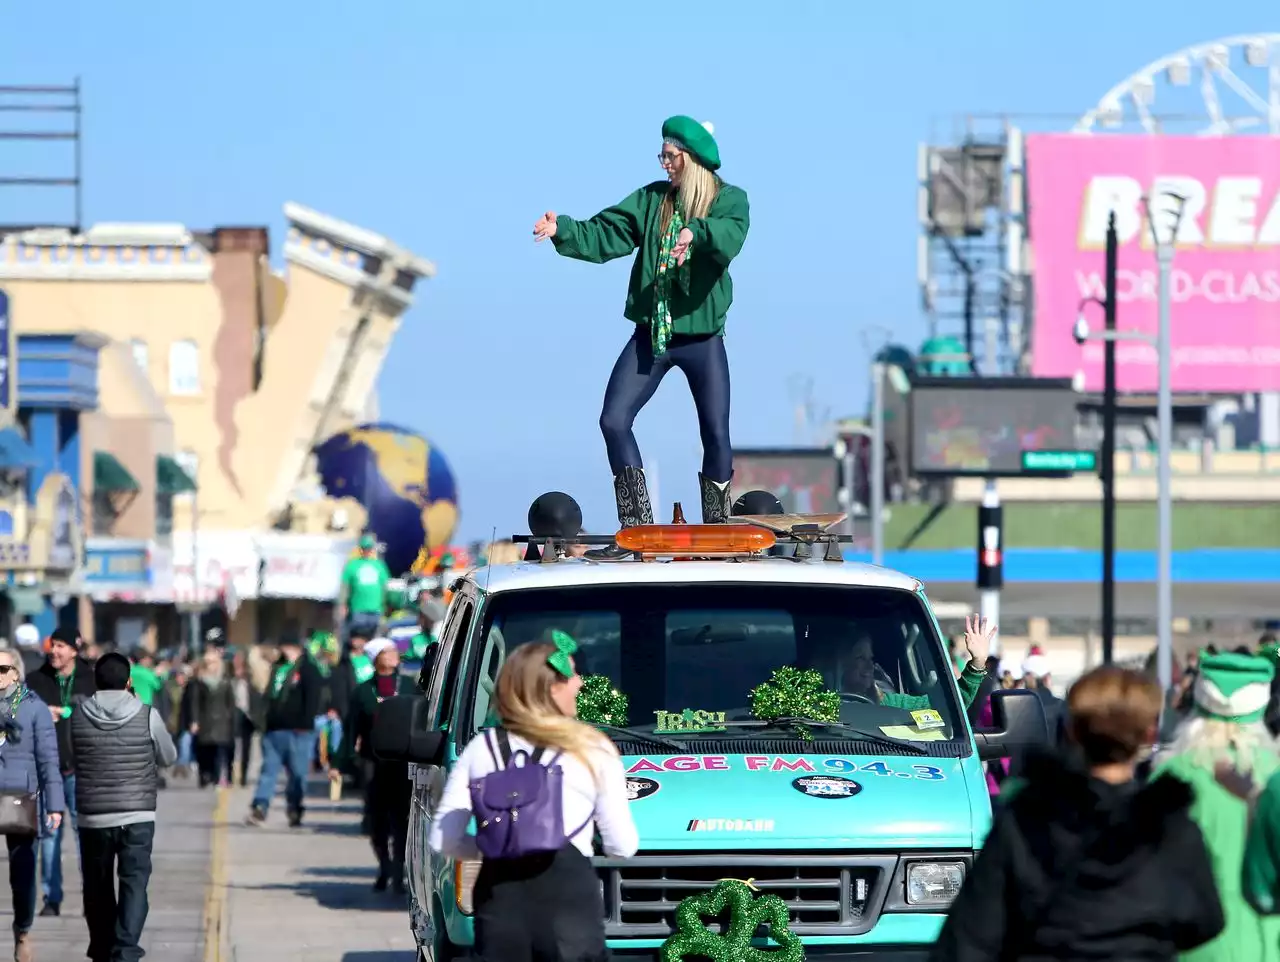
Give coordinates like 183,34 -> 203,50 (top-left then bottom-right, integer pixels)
658,150 -> 683,167
0,666 -> 17,676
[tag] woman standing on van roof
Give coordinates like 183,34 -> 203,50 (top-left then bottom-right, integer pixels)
534,116 -> 750,553
429,633 -> 638,962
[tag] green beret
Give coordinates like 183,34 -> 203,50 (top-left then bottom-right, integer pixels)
662,115 -> 720,171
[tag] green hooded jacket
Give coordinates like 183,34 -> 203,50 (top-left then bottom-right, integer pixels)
552,181 -> 750,338
1155,748 -> 1280,962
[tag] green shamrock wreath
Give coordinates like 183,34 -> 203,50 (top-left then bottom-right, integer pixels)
750,666 -> 839,740
659,879 -> 804,962
576,674 -> 629,726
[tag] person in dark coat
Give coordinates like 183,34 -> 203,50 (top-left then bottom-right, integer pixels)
247,631 -> 324,828
183,648 -> 236,788
0,648 -> 65,962
931,665 -> 1224,961
326,623 -> 375,759
23,625 -> 95,918
338,640 -> 414,892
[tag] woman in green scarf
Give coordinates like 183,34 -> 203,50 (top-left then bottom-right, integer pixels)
534,116 -> 750,556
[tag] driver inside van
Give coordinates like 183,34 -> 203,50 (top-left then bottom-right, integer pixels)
837,617 -> 993,712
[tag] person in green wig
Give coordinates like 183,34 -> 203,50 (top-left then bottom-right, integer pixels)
534,116 -> 750,558
1153,649 -> 1280,962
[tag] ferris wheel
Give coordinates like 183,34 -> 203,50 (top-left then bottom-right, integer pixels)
1074,33 -> 1280,135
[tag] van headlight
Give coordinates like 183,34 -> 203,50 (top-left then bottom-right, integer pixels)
455,859 -> 482,914
905,861 -> 965,906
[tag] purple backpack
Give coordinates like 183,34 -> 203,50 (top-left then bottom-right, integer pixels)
469,729 -> 591,860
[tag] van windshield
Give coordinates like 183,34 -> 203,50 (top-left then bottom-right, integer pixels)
467,582 -> 966,748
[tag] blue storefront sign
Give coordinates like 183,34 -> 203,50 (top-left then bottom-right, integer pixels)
82,540 -> 153,593
0,289 -> 12,414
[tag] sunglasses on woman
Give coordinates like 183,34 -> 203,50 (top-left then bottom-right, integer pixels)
0,666 -> 18,676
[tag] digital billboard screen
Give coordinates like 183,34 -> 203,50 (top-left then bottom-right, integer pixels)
730,448 -> 840,514
909,377 -> 1081,477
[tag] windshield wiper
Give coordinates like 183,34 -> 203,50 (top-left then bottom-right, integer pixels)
593,724 -> 691,752
716,718 -> 930,754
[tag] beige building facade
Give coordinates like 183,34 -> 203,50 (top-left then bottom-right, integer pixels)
1,204 -> 434,646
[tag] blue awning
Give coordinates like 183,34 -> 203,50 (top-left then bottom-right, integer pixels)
0,428 -> 39,469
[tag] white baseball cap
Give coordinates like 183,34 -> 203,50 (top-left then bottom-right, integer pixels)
1022,654 -> 1051,678
363,637 -> 396,662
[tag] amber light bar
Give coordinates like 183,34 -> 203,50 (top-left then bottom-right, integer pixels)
614,524 -> 777,555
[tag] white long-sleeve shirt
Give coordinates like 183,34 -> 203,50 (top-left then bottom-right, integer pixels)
429,729 -> 640,861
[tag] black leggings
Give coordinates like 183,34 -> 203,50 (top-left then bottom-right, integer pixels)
472,845 -> 608,962
599,328 -> 732,480
365,761 -> 410,872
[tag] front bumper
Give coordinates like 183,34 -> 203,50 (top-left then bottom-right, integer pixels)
608,949 -> 930,961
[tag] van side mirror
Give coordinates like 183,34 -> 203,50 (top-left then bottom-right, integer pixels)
974,689 -> 1049,762
372,695 -> 446,765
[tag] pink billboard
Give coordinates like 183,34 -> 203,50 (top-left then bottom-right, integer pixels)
1026,134 -> 1280,393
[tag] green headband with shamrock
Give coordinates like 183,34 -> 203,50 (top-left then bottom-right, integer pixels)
547,629 -> 578,678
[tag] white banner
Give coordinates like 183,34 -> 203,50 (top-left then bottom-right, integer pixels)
258,534 -> 354,601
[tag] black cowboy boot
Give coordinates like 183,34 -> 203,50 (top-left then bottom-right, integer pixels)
699,473 -> 732,524
585,466 -> 653,560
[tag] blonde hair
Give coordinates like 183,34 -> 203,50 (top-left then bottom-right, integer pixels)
660,153 -> 720,236
495,642 -> 613,772
1165,715 -> 1278,776
0,647 -> 23,684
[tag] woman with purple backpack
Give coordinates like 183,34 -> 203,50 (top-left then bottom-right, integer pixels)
429,634 -> 639,962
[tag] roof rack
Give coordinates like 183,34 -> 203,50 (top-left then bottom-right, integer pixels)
511,513 -> 855,564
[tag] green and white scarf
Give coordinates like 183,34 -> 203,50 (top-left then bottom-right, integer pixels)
652,203 -> 691,357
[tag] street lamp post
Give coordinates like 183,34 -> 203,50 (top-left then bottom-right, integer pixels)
1147,194 -> 1185,699
1075,192 -> 1186,699
1076,211 -> 1120,665
870,361 -> 885,566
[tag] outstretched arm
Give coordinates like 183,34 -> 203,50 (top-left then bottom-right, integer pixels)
685,186 -> 750,266
543,188 -> 647,264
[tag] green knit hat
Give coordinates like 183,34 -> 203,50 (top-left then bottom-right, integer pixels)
1194,650 -> 1275,723
662,116 -> 720,171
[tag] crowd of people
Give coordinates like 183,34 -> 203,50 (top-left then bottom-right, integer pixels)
0,599 -> 438,962
7,589 -> 1280,962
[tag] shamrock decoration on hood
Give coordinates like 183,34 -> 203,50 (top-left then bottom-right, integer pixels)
576,674 -> 629,726
750,666 -> 839,740
659,879 -> 804,962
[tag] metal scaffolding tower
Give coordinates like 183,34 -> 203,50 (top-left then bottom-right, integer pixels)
0,80 -> 83,234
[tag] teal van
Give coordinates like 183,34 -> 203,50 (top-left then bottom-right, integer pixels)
376,536 -> 1045,960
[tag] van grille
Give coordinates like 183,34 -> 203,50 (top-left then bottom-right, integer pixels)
593,853 -> 897,938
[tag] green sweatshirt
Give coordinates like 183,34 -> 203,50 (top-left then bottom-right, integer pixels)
552,180 -> 750,337
879,662 -> 987,712
1156,750 -> 1280,962
1244,772 -> 1280,915
130,664 -> 163,707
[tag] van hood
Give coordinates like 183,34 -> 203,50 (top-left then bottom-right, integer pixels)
620,752 -> 979,850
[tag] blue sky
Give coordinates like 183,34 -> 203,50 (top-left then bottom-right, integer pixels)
2,2 -> 1269,541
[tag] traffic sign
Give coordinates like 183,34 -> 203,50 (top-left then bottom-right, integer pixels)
1020,450 -> 1098,473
